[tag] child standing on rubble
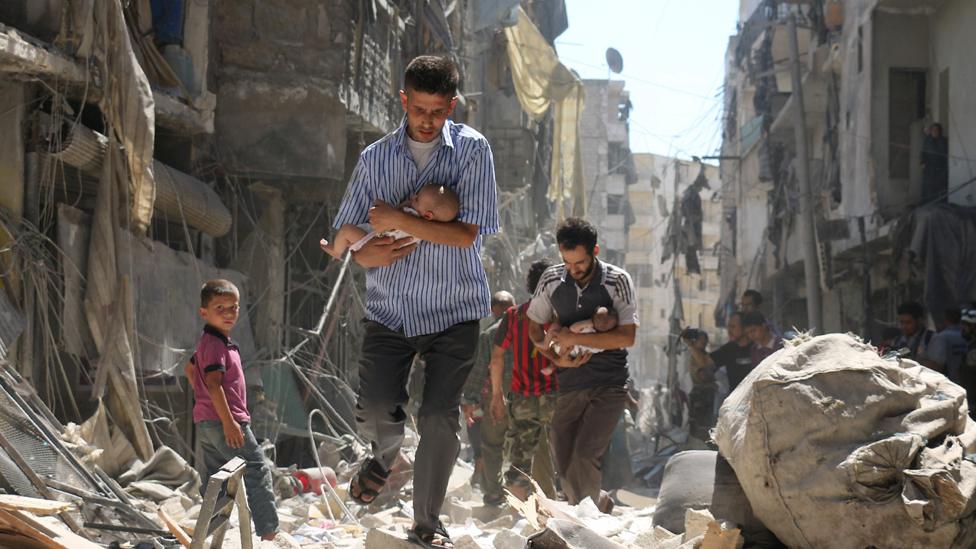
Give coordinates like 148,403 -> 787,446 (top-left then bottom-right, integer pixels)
185,279 -> 279,541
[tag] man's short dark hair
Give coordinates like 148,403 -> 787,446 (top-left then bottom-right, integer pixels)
729,311 -> 743,323
201,279 -> 239,308
897,301 -> 925,319
555,217 -> 598,254
742,311 -> 766,328
527,259 -> 553,294
404,56 -> 459,97
743,289 -> 763,306
944,307 -> 962,324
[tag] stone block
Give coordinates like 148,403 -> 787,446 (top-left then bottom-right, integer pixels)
365,528 -> 415,549
471,504 -> 506,524
446,464 -> 475,499
454,535 -> 481,549
444,498 -> 473,524
214,0 -> 256,44
483,514 -> 516,530
683,508 -> 714,541
255,0 -> 307,46
493,528 -> 527,549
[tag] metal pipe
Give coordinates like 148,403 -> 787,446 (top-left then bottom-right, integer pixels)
787,15 -> 824,332
46,121 -> 232,237
307,408 -> 360,526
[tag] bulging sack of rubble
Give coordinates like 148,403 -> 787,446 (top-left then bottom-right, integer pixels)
714,333 -> 976,549
654,450 -> 780,547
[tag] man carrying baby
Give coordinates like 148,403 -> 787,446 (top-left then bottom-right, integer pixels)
321,184 -> 460,258
527,217 -> 638,514
330,55 -> 498,549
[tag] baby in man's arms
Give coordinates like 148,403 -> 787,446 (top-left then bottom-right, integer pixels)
320,183 -> 460,258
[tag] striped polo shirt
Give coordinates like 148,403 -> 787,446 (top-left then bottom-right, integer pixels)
527,260 -> 638,392
494,302 -> 557,396
333,119 -> 499,337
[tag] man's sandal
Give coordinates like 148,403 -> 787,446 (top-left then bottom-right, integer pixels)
348,458 -> 389,505
407,522 -> 454,548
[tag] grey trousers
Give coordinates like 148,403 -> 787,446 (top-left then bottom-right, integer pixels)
196,421 -> 279,537
356,319 -> 479,531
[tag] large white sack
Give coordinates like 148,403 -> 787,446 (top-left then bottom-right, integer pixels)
714,333 -> 976,549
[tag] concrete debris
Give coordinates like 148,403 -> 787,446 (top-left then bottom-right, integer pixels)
493,528 -> 528,549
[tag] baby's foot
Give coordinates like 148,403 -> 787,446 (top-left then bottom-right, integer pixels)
319,238 -> 341,259
541,366 -> 555,376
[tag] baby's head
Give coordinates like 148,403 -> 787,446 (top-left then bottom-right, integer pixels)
412,184 -> 460,222
592,307 -> 618,332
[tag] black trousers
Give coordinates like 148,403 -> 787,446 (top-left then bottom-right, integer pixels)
356,319 -> 479,531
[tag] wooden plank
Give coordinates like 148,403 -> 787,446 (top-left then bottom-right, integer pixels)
157,509 -> 191,548
0,509 -> 101,549
0,495 -> 71,516
0,431 -> 81,533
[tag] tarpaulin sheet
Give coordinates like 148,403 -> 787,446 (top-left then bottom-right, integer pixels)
503,7 -> 584,219
898,203 -> 976,320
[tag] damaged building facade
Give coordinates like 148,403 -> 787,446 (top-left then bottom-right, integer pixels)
0,0 -> 573,480
627,155 -> 723,388
720,0 -> 976,338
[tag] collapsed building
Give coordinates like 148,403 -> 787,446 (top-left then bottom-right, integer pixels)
719,0 -> 976,336
0,0 -> 586,541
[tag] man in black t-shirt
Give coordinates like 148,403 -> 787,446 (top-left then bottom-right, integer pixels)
709,312 -> 754,390
527,218 -> 638,513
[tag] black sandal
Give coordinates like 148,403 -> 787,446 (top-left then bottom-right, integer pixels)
348,458 -> 389,505
408,522 -> 454,548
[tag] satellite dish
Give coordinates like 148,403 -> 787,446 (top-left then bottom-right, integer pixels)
606,48 -> 624,74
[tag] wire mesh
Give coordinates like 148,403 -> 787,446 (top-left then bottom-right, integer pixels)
0,386 -> 90,498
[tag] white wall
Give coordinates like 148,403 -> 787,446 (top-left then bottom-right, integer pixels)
931,0 -> 976,206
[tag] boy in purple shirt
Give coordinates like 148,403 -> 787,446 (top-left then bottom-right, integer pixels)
185,279 -> 278,540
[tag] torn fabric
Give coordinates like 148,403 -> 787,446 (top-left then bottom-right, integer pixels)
503,7 -> 584,218
60,0 -> 158,461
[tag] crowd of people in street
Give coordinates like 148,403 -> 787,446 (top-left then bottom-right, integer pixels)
680,290 -> 784,443
680,289 -> 976,445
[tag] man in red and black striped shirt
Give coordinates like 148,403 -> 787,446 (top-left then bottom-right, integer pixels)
488,260 -> 559,500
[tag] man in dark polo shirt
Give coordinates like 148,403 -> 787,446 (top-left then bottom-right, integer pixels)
526,218 -> 638,513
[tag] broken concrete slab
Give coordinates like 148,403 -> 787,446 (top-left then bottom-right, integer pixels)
538,518 -> 628,549
494,528 -> 528,549
453,534 -> 481,549
683,509 -> 714,541
444,498 -> 473,524
700,521 -> 744,549
364,528 -> 416,549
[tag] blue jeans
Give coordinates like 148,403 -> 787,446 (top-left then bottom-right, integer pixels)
196,421 -> 278,537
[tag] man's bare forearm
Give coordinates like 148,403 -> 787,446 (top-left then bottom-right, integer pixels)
489,346 -> 506,397
399,216 -> 478,247
568,324 -> 637,350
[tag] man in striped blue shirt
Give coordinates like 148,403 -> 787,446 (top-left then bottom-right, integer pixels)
330,55 -> 498,548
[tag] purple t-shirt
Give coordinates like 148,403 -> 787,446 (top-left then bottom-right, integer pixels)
191,325 -> 250,424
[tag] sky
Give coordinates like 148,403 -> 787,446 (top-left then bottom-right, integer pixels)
556,0 -> 740,160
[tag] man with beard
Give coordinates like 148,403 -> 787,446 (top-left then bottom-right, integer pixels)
526,218 -> 638,514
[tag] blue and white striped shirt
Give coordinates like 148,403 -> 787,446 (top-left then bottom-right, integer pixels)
333,119 -> 499,337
